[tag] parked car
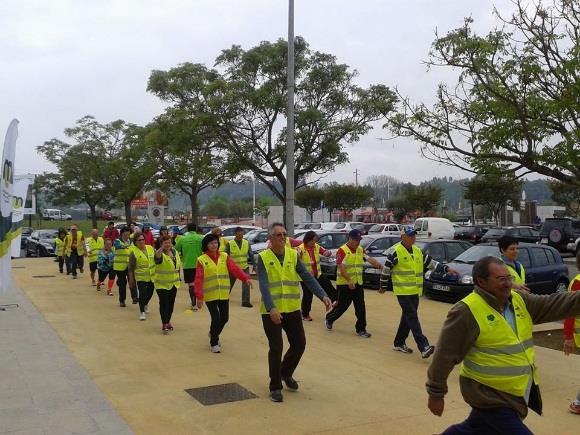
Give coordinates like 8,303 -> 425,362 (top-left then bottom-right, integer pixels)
539,218 -> 580,254
424,243 -> 569,302
42,208 -> 72,221
307,231 -> 351,280
481,226 -> 540,244
367,223 -> 401,235
295,222 -> 322,230
20,227 -> 33,249
413,218 -> 455,239
363,239 -> 472,289
245,229 -> 269,245
198,224 -> 216,235
213,225 -> 262,240
25,229 -> 58,257
454,225 -> 489,244
319,222 -> 365,232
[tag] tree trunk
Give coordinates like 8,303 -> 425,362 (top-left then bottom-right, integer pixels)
89,204 -> 98,229
189,190 -> 199,224
124,201 -> 132,224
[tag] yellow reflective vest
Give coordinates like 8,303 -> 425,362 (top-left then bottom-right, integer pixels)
155,250 -> 181,290
132,245 -> 156,283
259,248 -> 301,314
198,252 -> 230,302
391,243 -> 424,296
65,231 -> 85,256
459,291 -> 538,398
228,239 -> 249,269
569,274 -> 580,347
298,243 -> 321,278
55,238 -> 65,257
505,260 -> 526,285
113,239 -> 132,272
336,244 -> 364,286
219,237 -> 227,252
86,236 -> 104,263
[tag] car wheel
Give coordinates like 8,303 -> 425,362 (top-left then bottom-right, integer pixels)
555,279 -> 568,293
548,229 -> 563,244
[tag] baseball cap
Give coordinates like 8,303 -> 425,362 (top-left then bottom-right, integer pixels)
401,226 -> 417,236
348,229 -> 362,240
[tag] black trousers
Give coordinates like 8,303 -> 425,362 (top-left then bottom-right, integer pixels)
97,269 -> 114,282
394,294 -> 429,350
57,256 -> 68,274
325,284 -> 367,332
206,299 -> 230,346
301,274 -> 337,316
156,287 -> 177,324
115,270 -> 136,303
69,251 -> 84,277
136,281 -> 155,313
261,310 -> 306,392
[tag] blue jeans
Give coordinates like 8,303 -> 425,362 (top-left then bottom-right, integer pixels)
442,407 -> 533,435
394,294 -> 429,350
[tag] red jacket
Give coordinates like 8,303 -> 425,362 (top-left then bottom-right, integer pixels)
194,252 -> 250,301
143,231 -> 155,246
564,276 -> 580,340
103,228 -> 119,241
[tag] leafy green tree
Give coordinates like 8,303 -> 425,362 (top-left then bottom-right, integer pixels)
295,186 -> 325,221
323,184 -> 373,218
409,184 -> 444,216
464,170 -> 523,224
389,0 -> 579,189
549,180 -> 580,217
147,38 -> 397,221
203,196 -> 229,217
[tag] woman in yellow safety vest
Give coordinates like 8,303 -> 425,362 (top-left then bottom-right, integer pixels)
297,231 -> 338,321
128,233 -> 156,322
86,229 -> 104,286
55,228 -> 68,274
498,235 -> 530,292
154,234 -> 182,335
563,252 -> 580,414
195,234 -> 252,353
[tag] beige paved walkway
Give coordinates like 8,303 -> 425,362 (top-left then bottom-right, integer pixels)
10,258 -> 580,434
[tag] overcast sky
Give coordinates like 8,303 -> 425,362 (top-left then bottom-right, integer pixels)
1,0 -> 516,184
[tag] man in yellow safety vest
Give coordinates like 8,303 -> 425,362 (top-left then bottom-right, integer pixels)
64,224 -> 86,279
225,227 -> 252,307
426,256 -> 580,433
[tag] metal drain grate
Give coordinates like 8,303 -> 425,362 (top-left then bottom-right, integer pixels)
32,275 -> 56,278
185,383 -> 258,406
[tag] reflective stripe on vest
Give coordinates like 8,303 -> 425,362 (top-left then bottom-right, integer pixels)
86,237 -> 104,263
154,251 -> 181,290
133,245 -> 155,283
113,240 -> 132,271
259,248 -> 301,314
65,232 -> 85,256
228,239 -> 249,269
459,291 -> 538,398
335,244 -> 364,285
569,274 -> 580,347
392,243 -> 423,296
505,261 -> 526,285
198,252 -> 230,301
299,243 -> 321,278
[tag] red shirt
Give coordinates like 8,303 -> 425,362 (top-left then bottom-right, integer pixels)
103,228 -> 119,241
335,243 -> 366,265
564,277 -> 580,340
143,231 -> 155,246
194,252 -> 250,301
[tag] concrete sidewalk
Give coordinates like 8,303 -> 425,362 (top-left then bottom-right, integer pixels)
0,262 -> 132,434
8,258 -> 580,434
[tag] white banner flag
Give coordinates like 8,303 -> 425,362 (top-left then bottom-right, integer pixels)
0,119 -> 19,294
10,177 -> 31,257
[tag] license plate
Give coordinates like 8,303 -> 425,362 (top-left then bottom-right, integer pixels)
541,238 -> 548,243
433,284 -> 450,292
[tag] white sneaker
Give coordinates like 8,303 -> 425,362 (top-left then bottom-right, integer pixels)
144,305 -> 149,314
210,344 -> 221,353
139,312 -> 146,321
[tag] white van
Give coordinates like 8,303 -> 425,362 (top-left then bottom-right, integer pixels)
413,218 -> 454,240
42,208 -> 72,221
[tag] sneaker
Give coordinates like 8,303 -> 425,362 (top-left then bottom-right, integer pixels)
421,345 -> 435,359
162,324 -> 170,335
139,312 -> 146,321
241,302 -> 253,308
132,298 -> 138,304
107,291 -> 114,296
325,319 -> 333,330
144,305 -> 150,314
393,344 -> 414,354
210,344 -> 221,353
282,376 -> 299,391
356,330 -> 372,338
191,305 -> 198,312
270,390 -> 283,402
302,315 -> 313,321
569,401 -> 580,414
119,302 -> 126,308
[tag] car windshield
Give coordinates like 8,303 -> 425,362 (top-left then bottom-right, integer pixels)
453,245 -> 500,264
350,223 -> 364,231
40,231 -> 58,239
368,224 -> 383,233
484,228 -> 505,237
360,237 -> 374,248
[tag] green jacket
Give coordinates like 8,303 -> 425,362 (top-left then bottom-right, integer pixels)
175,231 -> 203,269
